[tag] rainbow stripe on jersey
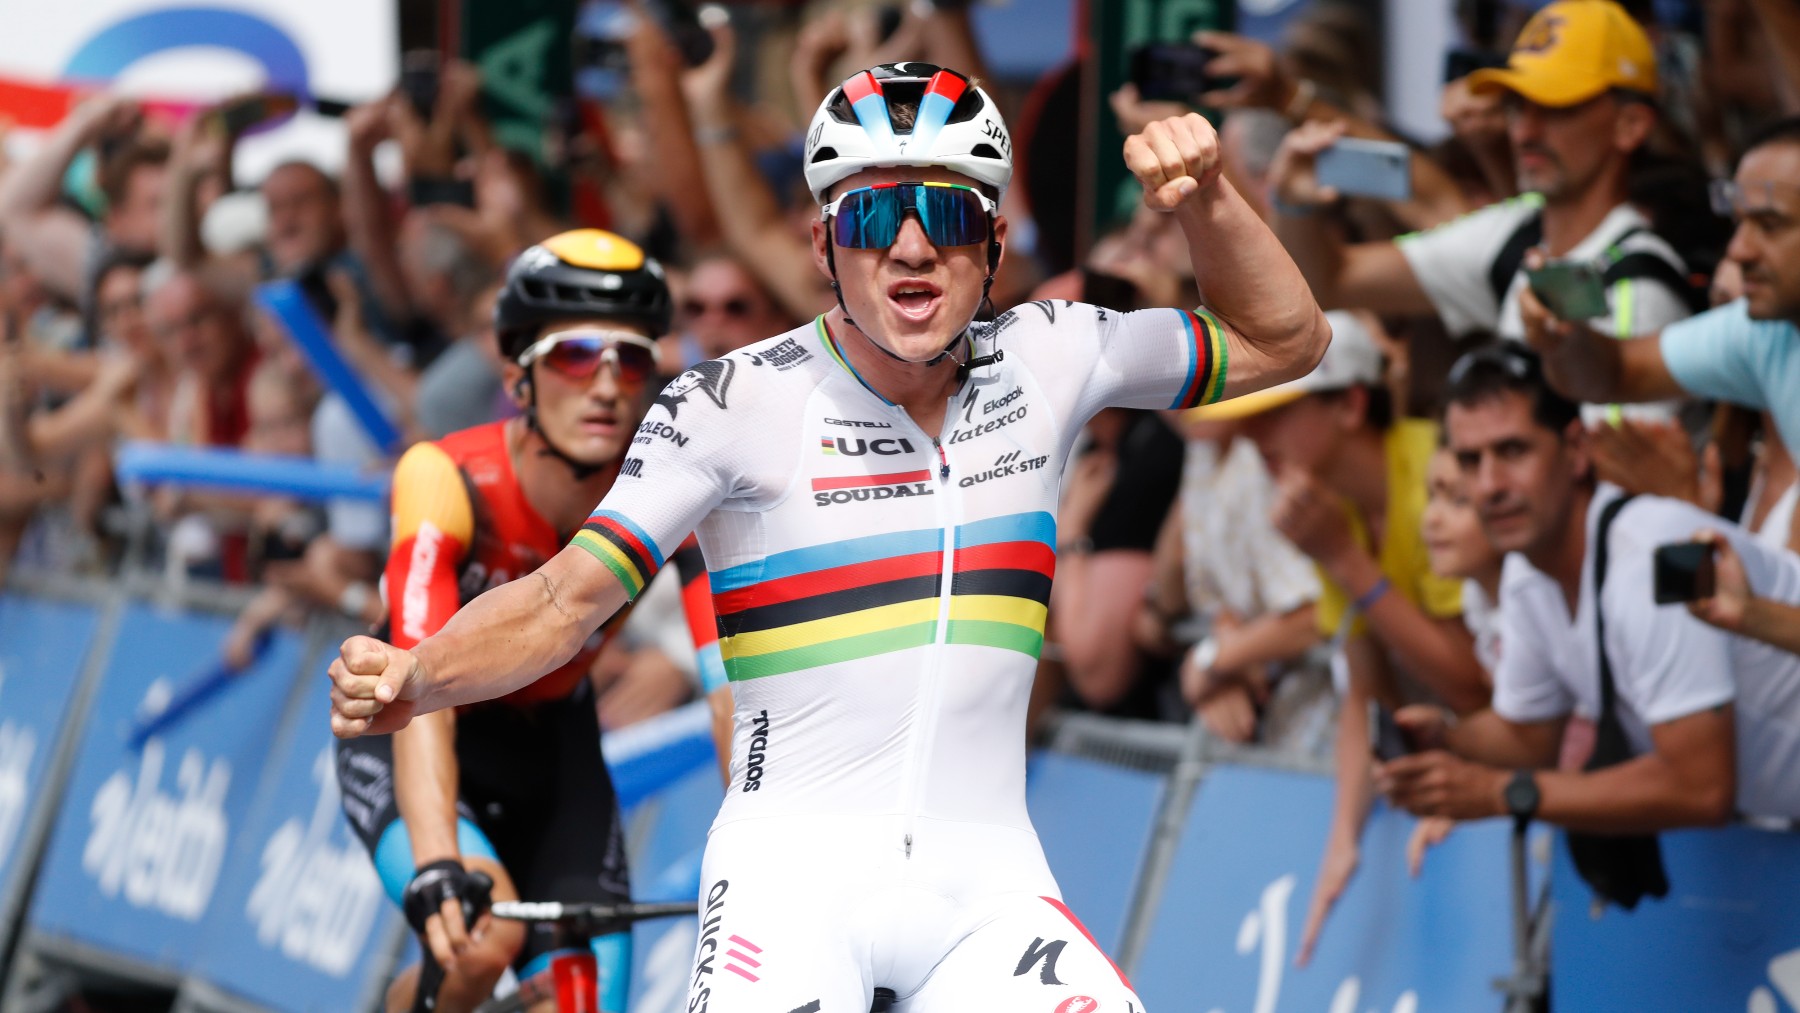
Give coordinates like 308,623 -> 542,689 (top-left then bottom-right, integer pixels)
572,509 -> 664,598
1171,308 -> 1229,410
709,511 -> 1056,681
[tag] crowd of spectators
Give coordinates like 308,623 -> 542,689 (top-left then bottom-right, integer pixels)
3,0 -> 1800,964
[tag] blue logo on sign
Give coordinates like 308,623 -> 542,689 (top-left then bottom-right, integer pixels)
62,6 -> 310,124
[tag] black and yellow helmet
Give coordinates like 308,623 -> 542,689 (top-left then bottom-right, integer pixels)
494,229 -> 672,361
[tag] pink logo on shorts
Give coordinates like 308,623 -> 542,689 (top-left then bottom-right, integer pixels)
725,935 -> 763,983
1054,997 -> 1099,1013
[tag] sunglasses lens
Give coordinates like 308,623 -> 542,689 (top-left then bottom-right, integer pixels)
833,188 -> 905,249
542,337 -> 606,378
914,186 -> 987,247
539,337 -> 657,384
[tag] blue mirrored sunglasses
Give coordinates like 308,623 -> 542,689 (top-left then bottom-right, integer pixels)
821,182 -> 997,250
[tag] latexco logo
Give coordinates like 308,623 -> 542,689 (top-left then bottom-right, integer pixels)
81,736 -> 230,920
245,748 -> 385,976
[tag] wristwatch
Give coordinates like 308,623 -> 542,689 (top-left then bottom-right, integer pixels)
1504,769 -> 1541,824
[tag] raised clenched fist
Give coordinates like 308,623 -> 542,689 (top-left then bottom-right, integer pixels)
328,634 -> 425,738
1122,112 -> 1223,211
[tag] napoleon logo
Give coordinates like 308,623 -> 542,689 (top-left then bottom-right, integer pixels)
619,458 -> 645,478
1015,937 -> 1068,986
820,437 -> 916,457
749,337 -> 813,370
655,359 -> 735,420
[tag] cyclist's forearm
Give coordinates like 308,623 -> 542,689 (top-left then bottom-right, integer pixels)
393,708 -> 462,864
1178,177 -> 1328,379
412,546 -> 625,712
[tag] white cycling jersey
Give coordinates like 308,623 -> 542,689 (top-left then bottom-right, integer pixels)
570,301 -> 1226,1011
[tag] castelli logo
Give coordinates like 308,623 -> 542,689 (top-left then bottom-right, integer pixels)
1054,997 -> 1098,1013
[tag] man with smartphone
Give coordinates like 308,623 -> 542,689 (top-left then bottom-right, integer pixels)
1521,118 -> 1800,479
1379,344 -> 1800,835
1266,0 -> 1697,421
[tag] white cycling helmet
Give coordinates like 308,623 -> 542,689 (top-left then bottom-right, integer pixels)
803,63 -> 1013,205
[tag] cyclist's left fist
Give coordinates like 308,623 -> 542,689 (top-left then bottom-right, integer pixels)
1124,112 -> 1222,211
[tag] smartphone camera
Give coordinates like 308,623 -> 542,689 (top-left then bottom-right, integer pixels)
1367,700 -> 1413,763
1129,43 -> 1231,103
400,51 -> 441,121
1653,541 -> 1717,605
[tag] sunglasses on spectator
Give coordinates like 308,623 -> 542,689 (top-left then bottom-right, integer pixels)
1709,179 -> 1797,220
518,329 -> 658,385
821,182 -> 997,250
682,297 -> 753,319
1446,343 -> 1543,388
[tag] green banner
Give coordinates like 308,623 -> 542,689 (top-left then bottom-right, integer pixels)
1082,0 -> 1234,248
460,0 -> 576,162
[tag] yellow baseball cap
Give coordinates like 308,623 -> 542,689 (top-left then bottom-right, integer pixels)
1467,0 -> 1657,108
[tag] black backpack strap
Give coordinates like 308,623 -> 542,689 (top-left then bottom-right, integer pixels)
1489,212 -> 1544,308
1590,493 -> 1637,747
1601,251 -> 1710,315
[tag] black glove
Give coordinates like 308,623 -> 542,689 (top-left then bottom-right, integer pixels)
402,859 -> 494,936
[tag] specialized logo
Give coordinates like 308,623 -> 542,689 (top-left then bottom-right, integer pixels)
743,710 -> 770,792
635,420 -> 689,448
724,934 -> 763,982
400,521 -> 444,642
824,417 -> 892,428
749,337 -> 813,370
1026,299 -> 1064,325
948,403 -> 1028,445
1054,997 -> 1098,1013
619,458 -> 645,478
690,878 -> 731,1012
959,450 -> 1048,488
1015,937 -> 1068,985
656,359 -> 735,420
820,437 -> 916,457
812,470 -> 935,506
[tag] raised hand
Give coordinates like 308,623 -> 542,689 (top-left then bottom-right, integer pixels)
328,634 -> 425,737
1123,112 -> 1223,211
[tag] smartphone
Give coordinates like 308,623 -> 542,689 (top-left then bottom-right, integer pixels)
1444,47 -> 1507,84
646,0 -> 717,67
1653,541 -> 1717,604
1526,260 -> 1610,321
400,50 -> 441,120
216,93 -> 297,135
1367,700 -> 1413,762
1129,43 -> 1232,103
1316,137 -> 1412,201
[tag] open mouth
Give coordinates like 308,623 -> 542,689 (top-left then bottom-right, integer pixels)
580,412 -> 619,435
886,280 -> 943,322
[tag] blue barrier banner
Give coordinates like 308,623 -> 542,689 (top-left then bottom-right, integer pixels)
1134,766 -> 1517,1012
25,606 -> 302,972
0,596 -> 101,919
1552,825 -> 1800,1010
627,762 -> 722,1013
187,671 -> 399,1013
1026,751 -> 1163,953
115,442 -> 390,503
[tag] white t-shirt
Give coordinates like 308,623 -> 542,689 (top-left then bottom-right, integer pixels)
1397,196 -> 1693,422
1495,487 -> 1800,819
1461,580 -> 1502,678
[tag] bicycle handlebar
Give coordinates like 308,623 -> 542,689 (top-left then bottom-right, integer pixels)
489,900 -> 699,927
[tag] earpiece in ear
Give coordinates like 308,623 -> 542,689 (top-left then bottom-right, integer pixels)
513,376 -> 531,400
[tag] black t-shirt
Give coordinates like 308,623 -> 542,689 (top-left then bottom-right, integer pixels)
1089,411 -> 1184,554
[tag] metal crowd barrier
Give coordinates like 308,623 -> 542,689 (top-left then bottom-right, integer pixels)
4,564 -> 1798,1012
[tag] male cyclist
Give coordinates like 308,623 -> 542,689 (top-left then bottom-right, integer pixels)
332,66 -> 1329,1011
335,229 -> 702,1013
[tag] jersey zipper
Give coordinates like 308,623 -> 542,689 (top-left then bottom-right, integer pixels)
885,399 -> 960,860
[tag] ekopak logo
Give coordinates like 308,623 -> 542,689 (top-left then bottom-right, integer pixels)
62,5 -> 310,123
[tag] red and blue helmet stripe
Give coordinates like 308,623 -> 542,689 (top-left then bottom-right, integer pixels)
908,70 -> 967,154
843,71 -> 896,149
